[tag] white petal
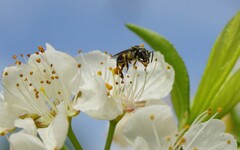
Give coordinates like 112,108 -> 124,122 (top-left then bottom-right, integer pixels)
182,119 -> 237,150
123,105 -> 177,150
10,132 -> 46,150
14,118 -> 37,136
38,103 -> 68,149
0,103 -> 25,135
28,44 -> 81,95
74,75 -> 123,120
129,51 -> 174,101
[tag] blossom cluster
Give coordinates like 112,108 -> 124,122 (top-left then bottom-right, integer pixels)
0,44 -> 237,150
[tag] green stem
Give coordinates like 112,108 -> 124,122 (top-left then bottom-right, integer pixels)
104,120 -> 118,150
61,145 -> 69,150
68,119 -> 83,150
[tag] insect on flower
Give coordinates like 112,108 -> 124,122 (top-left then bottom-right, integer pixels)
112,44 -> 154,78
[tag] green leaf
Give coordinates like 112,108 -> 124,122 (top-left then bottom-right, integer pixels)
211,69 -> 240,118
190,11 -> 240,122
126,24 -> 190,128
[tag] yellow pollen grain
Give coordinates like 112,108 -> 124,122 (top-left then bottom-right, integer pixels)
217,107 -> 222,113
77,63 -> 81,68
105,83 -> 113,90
36,58 -> 41,63
12,55 -> 17,59
179,137 -> 186,144
46,80 -> 51,84
149,114 -> 155,120
52,70 -> 56,74
140,43 -> 145,47
4,72 -> 8,76
29,71 -> 33,75
51,76 -> 55,80
227,140 -> 231,144
112,67 -> 119,75
208,108 -> 212,115
38,46 -> 45,53
165,136 -> 171,142
97,71 -> 102,76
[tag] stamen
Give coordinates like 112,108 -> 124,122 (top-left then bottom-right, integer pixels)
38,46 -> 45,53
105,83 -> 113,90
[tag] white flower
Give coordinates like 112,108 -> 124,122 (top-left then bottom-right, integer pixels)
9,103 -> 68,150
0,44 -> 82,135
74,49 -> 174,120
123,105 -> 237,150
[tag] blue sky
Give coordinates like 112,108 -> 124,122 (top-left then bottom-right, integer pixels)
0,0 -> 239,149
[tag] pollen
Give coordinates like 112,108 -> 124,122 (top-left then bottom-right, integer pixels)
29,71 -> 33,75
77,63 -> 81,68
140,43 -> 145,47
193,148 -> 198,150
227,140 -> 231,144
149,114 -> 155,120
36,58 -> 41,63
165,136 -> 171,142
46,80 -> 51,84
105,83 -> 113,90
133,66 -> 137,70
208,108 -> 212,115
4,72 -> 8,76
55,76 -> 59,79
112,67 -> 119,75
58,91 -> 61,95
179,137 -> 186,144
27,54 -> 31,57
50,64 -> 53,67
154,58 -> 158,61
51,70 -> 55,74
38,46 -> 45,53
16,83 -> 20,87
97,71 -> 102,76
217,107 -> 222,113
40,80 -> 44,84
35,52 -> 39,55
29,83 -> 32,86
108,67 -> 112,71
51,76 -> 55,80
167,66 -> 171,69
19,74 -> 23,78
12,55 -> 17,59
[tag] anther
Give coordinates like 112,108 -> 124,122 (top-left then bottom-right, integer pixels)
29,71 -> 33,75
179,137 -> 186,144
217,107 -> 222,113
19,74 -> 23,78
154,58 -> 158,61
121,81 -> 124,84
46,80 -> 51,84
208,108 -> 212,115
58,91 -> 61,95
100,62 -> 104,65
12,55 -> 17,60
27,54 -> 31,57
184,124 -> 190,130
77,64 -> 81,68
55,76 -> 59,79
105,83 -> 113,90
52,70 -> 56,74
40,80 -> 44,84
167,66 -> 171,69
29,83 -> 32,86
35,52 -> 39,55
51,76 -> 55,80
227,140 -> 231,144
115,82 -> 119,85
130,81 -> 133,84
140,43 -> 144,47
16,83 -> 20,87
133,66 -> 137,70
108,67 -> 112,71
24,78 -> 28,81
50,64 -> 53,67
149,114 -> 155,120
97,71 -> 102,76
193,148 -> 198,150
4,72 -> 8,76
38,46 -> 45,53
78,50 -> 82,53
43,69 -> 46,73
20,54 -> 24,57
165,136 -> 171,142
36,58 -> 41,63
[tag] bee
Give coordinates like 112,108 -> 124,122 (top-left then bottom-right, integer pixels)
112,44 -> 154,78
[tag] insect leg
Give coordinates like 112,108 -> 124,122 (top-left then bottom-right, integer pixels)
150,51 -> 154,62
